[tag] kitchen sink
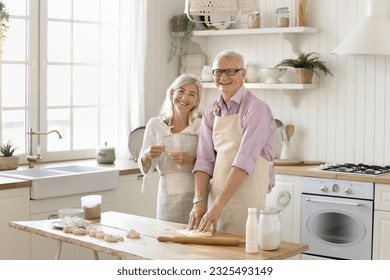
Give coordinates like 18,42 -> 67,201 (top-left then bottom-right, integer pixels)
0,164 -> 119,199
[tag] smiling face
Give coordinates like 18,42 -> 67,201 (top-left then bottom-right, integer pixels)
213,56 -> 246,102
171,83 -> 199,116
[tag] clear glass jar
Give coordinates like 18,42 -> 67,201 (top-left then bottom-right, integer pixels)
276,7 -> 290,28
258,207 -> 282,250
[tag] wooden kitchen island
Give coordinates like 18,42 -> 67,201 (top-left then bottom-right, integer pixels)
9,211 -> 308,260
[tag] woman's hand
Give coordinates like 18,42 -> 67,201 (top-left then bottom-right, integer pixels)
168,151 -> 195,167
141,145 -> 165,171
145,145 -> 165,160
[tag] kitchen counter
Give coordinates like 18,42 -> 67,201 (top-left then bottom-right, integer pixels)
9,211 -> 308,260
2,159 -> 390,191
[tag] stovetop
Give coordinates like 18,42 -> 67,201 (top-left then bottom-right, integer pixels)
319,163 -> 390,176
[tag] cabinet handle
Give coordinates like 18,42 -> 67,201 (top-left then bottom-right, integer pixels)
137,174 -> 144,180
48,214 -> 59,219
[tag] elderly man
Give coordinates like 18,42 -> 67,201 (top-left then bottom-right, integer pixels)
188,50 -> 276,234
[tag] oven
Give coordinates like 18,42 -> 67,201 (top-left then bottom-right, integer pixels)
301,177 -> 374,260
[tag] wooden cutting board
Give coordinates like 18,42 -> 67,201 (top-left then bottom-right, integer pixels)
274,159 -> 324,166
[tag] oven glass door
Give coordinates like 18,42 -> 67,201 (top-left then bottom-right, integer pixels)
301,194 -> 373,260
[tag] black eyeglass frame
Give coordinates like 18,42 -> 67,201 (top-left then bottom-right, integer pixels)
211,68 -> 243,76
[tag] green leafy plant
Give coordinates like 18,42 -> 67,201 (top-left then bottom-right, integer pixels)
0,1 -> 10,46
168,14 -> 195,63
276,51 -> 334,77
0,140 -> 17,157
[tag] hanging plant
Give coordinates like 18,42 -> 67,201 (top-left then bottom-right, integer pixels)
0,0 -> 10,49
168,14 -> 195,63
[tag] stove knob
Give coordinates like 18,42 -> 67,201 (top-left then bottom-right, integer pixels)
320,185 -> 328,192
344,188 -> 352,195
332,184 -> 340,192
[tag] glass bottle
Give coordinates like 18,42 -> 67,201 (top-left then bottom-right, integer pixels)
246,208 -> 259,253
258,207 -> 282,250
276,7 -> 290,28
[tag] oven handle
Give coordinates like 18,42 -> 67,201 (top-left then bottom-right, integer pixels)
305,197 -> 363,206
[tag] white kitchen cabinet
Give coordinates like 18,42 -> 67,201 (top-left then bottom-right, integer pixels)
266,174 -> 301,259
0,187 -> 30,260
29,190 -> 115,260
373,183 -> 390,260
114,172 -> 159,218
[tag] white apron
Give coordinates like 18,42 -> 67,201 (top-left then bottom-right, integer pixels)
210,93 -> 271,234
155,132 -> 198,224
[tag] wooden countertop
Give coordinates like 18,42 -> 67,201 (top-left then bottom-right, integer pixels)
2,159 -> 390,191
9,211 -> 308,260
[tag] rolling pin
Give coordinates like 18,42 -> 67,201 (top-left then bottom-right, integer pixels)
157,236 -> 245,246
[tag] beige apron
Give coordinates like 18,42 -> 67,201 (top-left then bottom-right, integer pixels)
210,93 -> 271,234
155,132 -> 198,224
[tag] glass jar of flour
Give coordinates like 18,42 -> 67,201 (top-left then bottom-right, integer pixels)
258,207 -> 282,250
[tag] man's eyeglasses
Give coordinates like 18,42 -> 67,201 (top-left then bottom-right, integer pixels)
212,68 -> 243,76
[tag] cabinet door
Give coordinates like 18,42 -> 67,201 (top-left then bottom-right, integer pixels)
114,172 -> 159,218
0,187 -> 30,260
373,210 -> 390,260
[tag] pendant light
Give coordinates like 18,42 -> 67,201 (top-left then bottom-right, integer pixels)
331,0 -> 390,56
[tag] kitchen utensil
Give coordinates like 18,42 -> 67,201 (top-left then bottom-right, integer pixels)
157,235 -> 245,246
275,119 -> 283,128
128,126 -> 146,161
96,142 -> 115,164
286,124 -> 294,142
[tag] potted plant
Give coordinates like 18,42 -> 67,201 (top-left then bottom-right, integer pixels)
0,1 -> 10,51
168,14 -> 195,63
275,51 -> 334,84
0,140 -> 19,170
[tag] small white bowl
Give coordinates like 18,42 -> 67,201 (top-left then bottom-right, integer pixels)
260,68 -> 287,84
59,208 -> 84,219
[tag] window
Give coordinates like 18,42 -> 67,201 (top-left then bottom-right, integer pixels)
0,0 -> 124,162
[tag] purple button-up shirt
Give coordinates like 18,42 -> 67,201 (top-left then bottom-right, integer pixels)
194,86 -> 276,179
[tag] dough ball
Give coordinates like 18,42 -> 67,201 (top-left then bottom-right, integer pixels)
73,228 -> 88,235
88,228 -> 98,237
63,225 -> 77,233
104,234 -> 118,243
126,229 -> 140,239
74,218 -> 85,228
96,231 -> 106,239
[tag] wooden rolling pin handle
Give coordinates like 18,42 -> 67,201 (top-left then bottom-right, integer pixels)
157,236 -> 174,242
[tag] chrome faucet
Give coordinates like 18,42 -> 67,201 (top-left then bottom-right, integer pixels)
27,128 -> 62,168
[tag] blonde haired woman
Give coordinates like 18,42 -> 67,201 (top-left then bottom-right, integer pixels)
138,74 -> 203,224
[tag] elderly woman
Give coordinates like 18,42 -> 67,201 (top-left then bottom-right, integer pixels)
138,74 -> 203,224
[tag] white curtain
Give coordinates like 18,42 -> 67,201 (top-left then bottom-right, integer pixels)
117,0 -> 148,159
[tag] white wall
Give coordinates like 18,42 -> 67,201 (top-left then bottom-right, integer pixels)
146,0 -> 390,165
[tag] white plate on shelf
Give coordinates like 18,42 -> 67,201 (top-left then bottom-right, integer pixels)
128,126 -> 146,160
206,16 -> 231,30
